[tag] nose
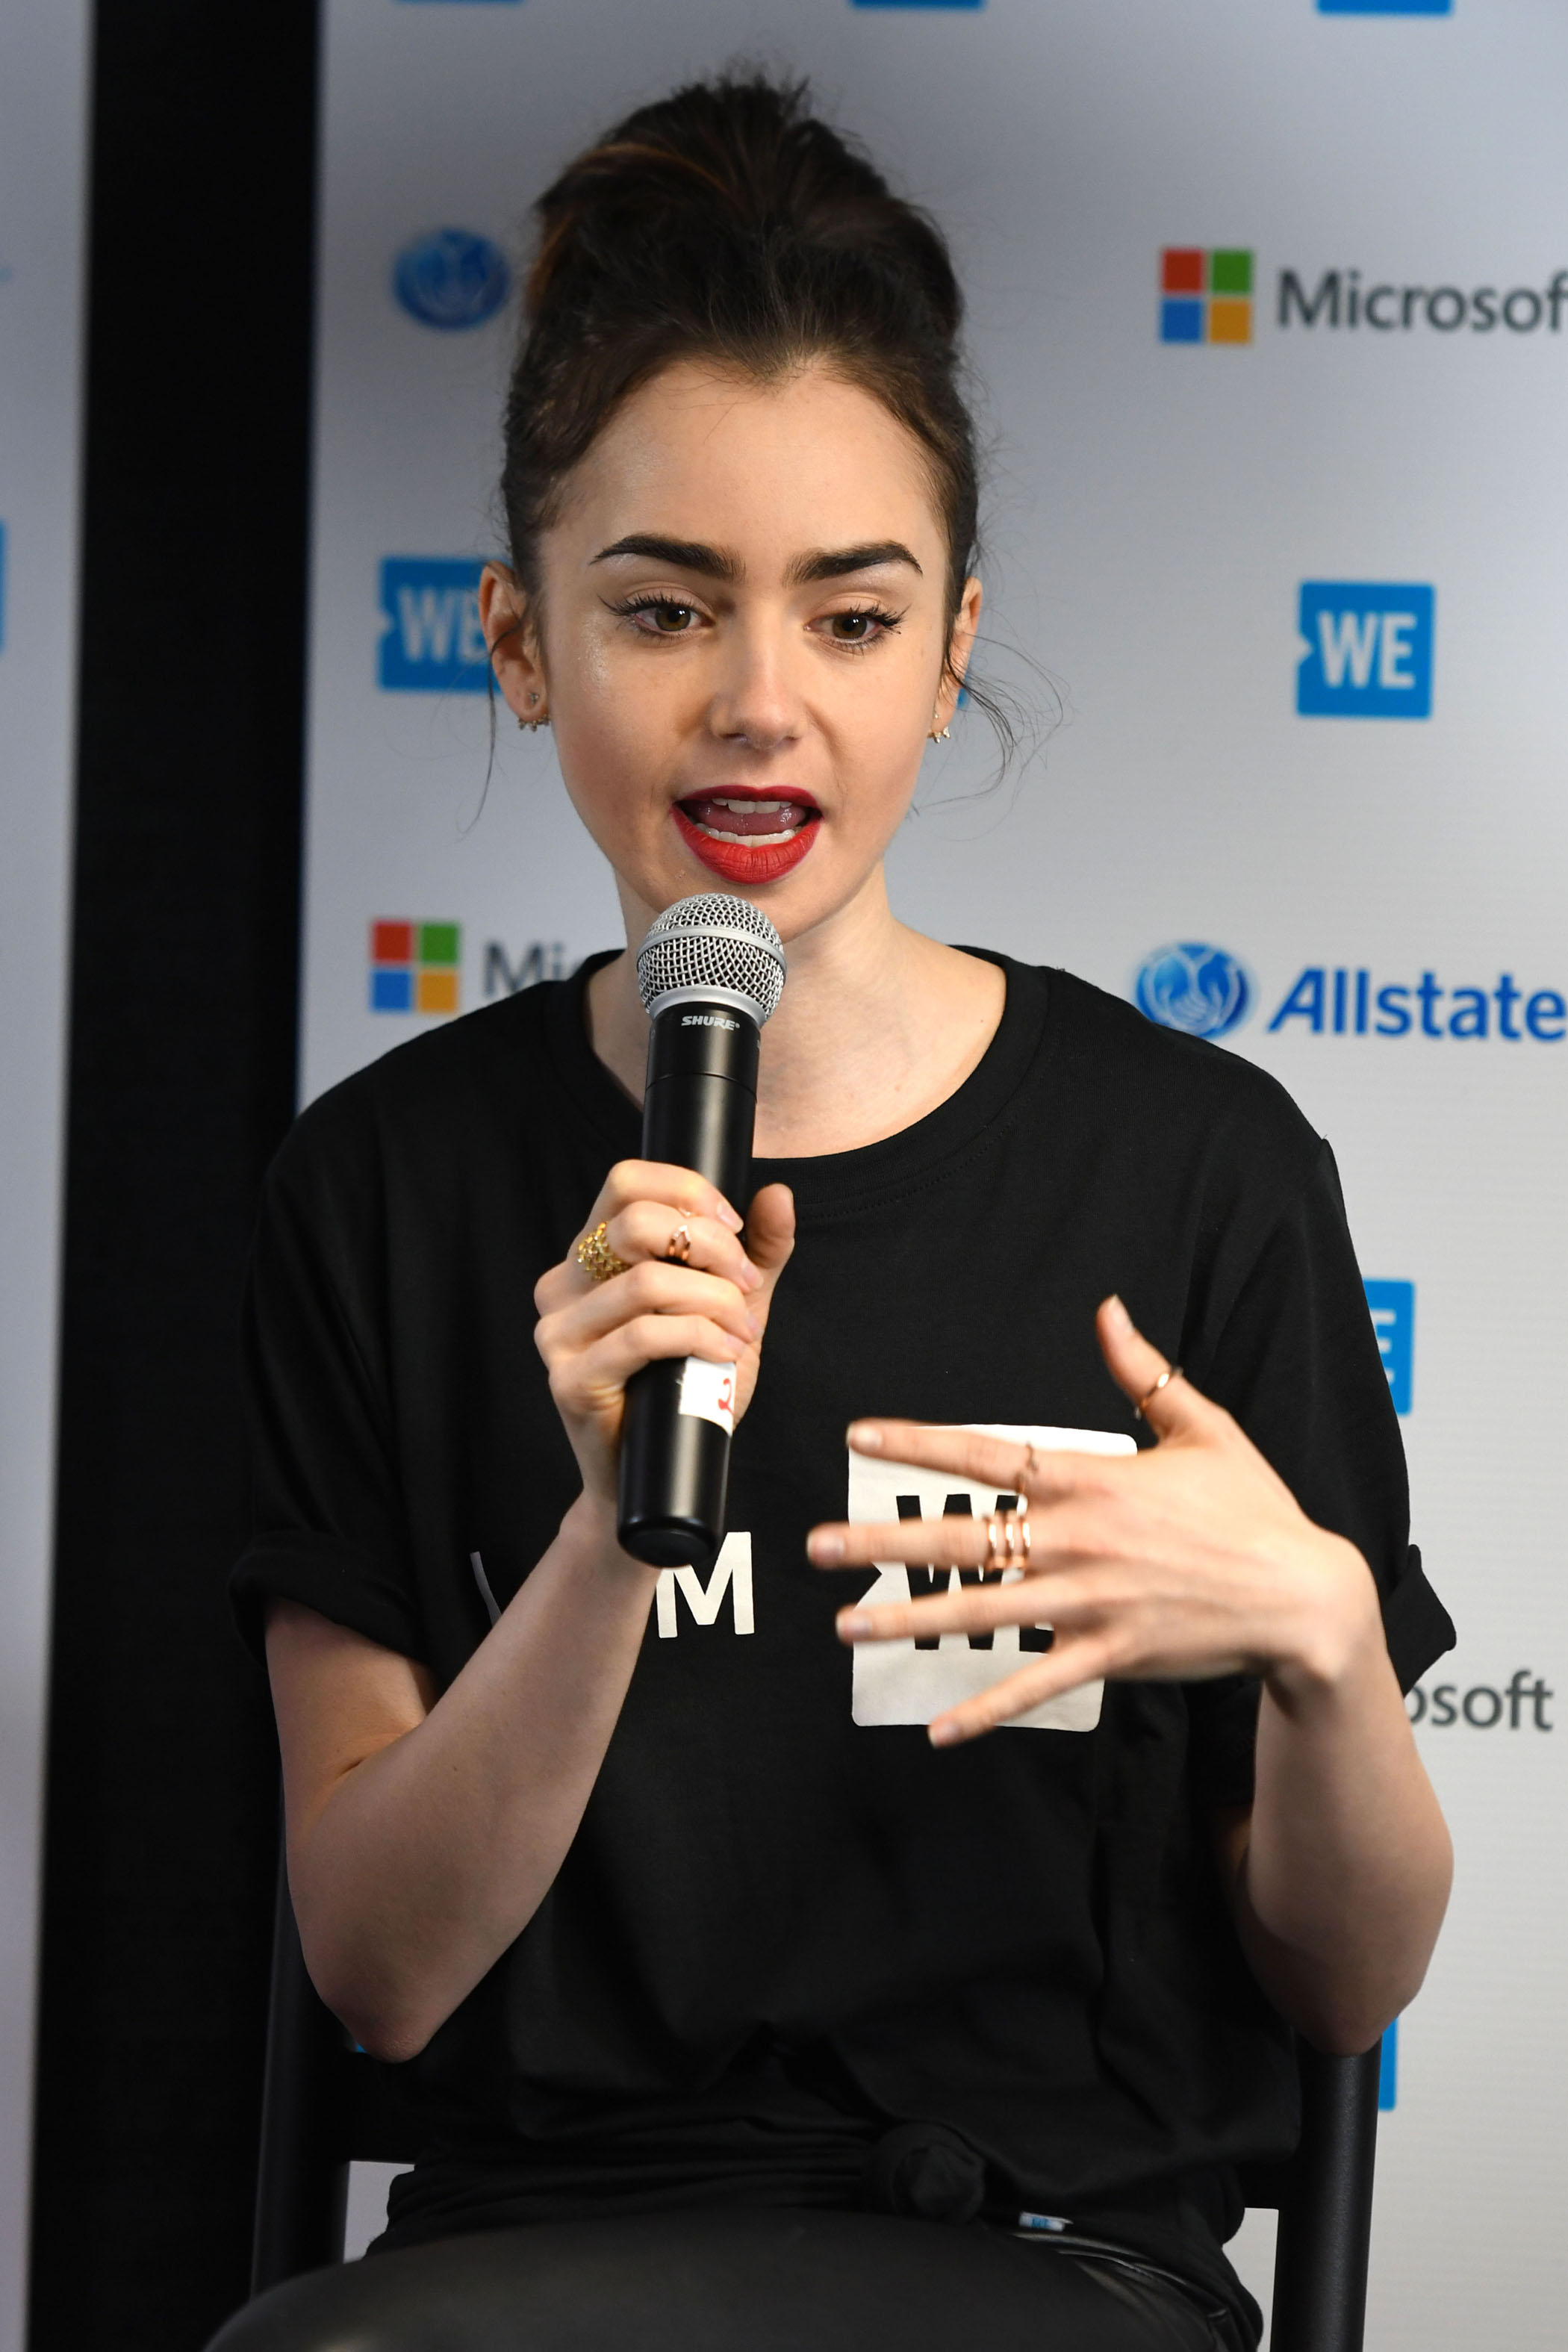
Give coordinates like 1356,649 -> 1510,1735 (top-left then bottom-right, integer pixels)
707,615 -> 805,754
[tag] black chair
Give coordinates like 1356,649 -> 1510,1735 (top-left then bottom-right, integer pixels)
247,1851 -> 1382,2351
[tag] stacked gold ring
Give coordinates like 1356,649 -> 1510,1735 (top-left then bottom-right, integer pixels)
983,1502 -> 1030,1574
576,1222 -> 630,1284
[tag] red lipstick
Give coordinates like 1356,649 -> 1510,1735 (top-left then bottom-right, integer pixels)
672,788 -> 822,886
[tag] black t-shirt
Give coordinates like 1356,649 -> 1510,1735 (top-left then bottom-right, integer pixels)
233,954 -> 1454,2341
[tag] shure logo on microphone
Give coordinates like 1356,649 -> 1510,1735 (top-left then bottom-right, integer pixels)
682,1013 -> 739,1030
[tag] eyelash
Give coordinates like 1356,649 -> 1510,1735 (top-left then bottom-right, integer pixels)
607,594 -> 906,653
821,604 -> 906,654
609,594 -> 705,636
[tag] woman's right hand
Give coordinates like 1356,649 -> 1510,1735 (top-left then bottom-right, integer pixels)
535,1163 -> 796,1506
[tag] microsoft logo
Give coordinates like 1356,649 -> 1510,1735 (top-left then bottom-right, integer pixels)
370,921 -> 461,1015
1160,249 -> 1254,344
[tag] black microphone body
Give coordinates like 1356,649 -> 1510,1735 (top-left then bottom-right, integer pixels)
616,1001 -> 759,1570
615,894 -> 786,1573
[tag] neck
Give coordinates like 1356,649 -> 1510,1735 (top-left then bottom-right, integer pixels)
585,865 -> 1007,1159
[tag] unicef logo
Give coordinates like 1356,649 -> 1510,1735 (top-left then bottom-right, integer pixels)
1134,943 -> 1253,1040
393,229 -> 511,331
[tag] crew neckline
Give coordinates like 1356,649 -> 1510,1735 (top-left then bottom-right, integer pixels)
545,948 -> 1053,1216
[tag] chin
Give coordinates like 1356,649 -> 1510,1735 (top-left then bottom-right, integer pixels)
685,856 -> 884,956
604,807 -> 896,944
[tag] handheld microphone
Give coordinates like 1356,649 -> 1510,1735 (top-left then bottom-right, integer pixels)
616,892 -> 787,1572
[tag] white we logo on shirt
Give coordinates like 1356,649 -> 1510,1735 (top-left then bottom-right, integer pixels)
847,1423 -> 1133,1733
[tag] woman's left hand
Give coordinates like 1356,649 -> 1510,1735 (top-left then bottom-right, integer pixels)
807,1294 -> 1384,1747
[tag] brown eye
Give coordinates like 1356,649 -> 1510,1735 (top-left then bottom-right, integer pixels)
648,602 -> 695,633
830,612 -> 874,641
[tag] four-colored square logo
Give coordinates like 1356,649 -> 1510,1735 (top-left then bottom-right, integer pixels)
1160,249 -> 1254,344
370,921 -> 461,1015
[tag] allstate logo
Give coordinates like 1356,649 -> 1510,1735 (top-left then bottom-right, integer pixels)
393,229 -> 510,331
1134,944 -> 1253,1039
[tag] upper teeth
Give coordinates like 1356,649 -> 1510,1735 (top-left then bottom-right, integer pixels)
712,798 -> 794,813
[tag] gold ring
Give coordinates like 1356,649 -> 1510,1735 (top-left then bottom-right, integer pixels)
1135,1365 -> 1183,1419
665,1221 -> 692,1264
983,1502 -> 1030,1574
576,1222 -> 630,1284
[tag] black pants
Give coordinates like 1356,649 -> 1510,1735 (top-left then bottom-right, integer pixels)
206,2210 -> 1238,2351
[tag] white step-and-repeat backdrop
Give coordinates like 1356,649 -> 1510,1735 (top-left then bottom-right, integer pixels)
0,2 -> 89,2344
304,4 -> 1567,2339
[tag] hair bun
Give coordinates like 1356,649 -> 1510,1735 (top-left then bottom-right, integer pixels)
528,73 -> 962,347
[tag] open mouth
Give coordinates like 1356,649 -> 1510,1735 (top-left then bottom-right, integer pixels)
672,789 -> 823,885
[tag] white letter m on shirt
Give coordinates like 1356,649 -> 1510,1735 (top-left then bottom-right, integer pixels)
655,1532 -> 754,1637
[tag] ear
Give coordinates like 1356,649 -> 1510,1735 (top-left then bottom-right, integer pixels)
933,574 -> 983,733
479,562 -> 548,723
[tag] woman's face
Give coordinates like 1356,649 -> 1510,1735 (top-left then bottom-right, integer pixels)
485,358 -> 980,944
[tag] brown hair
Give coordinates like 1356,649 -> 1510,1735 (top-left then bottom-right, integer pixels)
500,72 -> 989,709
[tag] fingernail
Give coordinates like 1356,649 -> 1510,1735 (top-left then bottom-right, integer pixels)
741,1263 -> 763,1291
928,1717 -> 962,1748
1104,1294 -> 1132,1334
847,1422 -> 883,1453
809,1531 -> 844,1564
745,1312 -> 762,1338
836,1608 -> 871,1639
716,1200 -> 744,1231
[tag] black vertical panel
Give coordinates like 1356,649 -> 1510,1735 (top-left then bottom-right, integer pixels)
29,6 -> 318,2347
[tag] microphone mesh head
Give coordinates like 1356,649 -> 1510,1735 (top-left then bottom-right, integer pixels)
636,893 -> 787,1025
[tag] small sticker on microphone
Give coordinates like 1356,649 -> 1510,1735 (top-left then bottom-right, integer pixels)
679,1357 -> 735,1435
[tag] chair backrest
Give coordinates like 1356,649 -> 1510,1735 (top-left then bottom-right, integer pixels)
252,1858 -> 1383,2351
1235,2043 -> 1382,2352
250,1849 -> 418,2292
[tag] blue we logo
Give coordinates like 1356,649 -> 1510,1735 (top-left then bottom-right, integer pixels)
378,558 -> 490,693
1364,1280 -> 1414,1416
1297,582 -> 1434,717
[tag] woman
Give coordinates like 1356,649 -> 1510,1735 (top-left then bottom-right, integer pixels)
231,74 -> 1454,2352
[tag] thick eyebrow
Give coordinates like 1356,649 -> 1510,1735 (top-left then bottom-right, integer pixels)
788,541 -> 924,584
591,534 -> 739,581
589,534 -> 924,587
